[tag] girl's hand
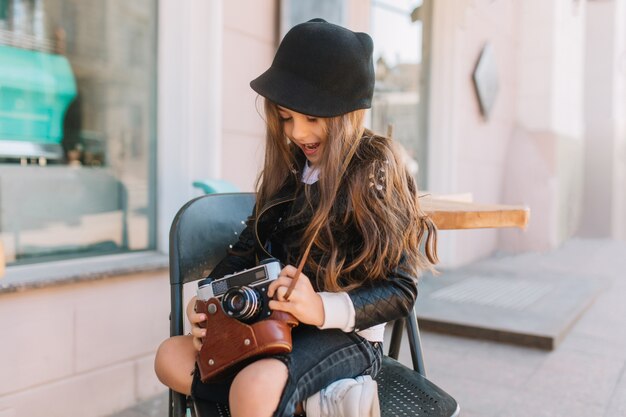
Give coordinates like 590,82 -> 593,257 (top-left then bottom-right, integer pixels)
267,265 -> 325,326
186,296 -> 207,351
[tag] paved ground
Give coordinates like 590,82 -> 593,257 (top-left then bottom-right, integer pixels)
110,238 -> 626,417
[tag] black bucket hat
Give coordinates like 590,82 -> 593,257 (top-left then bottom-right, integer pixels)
250,18 -> 375,118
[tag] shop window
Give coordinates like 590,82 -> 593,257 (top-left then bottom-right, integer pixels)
0,0 -> 157,266
372,0 -> 429,188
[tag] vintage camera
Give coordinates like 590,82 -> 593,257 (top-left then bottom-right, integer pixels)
197,258 -> 281,323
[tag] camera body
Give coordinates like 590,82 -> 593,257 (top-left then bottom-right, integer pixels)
197,258 -> 281,324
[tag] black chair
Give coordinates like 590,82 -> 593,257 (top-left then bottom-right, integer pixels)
168,192 -> 460,417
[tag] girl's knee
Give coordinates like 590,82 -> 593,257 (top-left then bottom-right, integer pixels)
234,358 -> 287,387
230,359 -> 288,415
154,337 -> 177,375
154,336 -> 196,394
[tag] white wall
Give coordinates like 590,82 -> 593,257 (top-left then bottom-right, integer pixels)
158,0 -> 224,252
579,0 -> 626,240
552,0 -> 585,138
617,1 -> 626,241
158,0 -> 279,247
499,0 -> 586,253
499,0 -> 586,251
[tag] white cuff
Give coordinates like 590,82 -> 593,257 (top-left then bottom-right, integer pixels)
317,291 -> 356,332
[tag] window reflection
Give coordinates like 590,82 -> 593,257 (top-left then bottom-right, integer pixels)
372,0 -> 426,187
0,0 -> 157,265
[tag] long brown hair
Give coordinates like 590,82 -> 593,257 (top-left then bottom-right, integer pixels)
256,99 -> 437,291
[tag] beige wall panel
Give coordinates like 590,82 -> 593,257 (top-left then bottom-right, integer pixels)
221,12 -> 277,190
74,272 -> 169,372
499,130 -> 560,251
0,271 -> 168,416
347,0 -> 371,32
0,289 -> 74,395
222,30 -> 276,139
134,355 -> 167,401
0,362 -> 135,417
221,132 -> 266,192
224,0 -> 276,44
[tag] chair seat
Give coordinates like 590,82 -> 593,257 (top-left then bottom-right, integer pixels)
377,356 -> 459,417
192,356 -> 459,417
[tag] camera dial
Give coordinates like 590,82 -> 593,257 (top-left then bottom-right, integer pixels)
221,286 -> 262,321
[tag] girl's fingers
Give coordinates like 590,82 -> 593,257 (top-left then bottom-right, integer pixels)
192,337 -> 203,352
269,290 -> 324,326
280,265 -> 298,277
275,285 -> 291,301
269,299 -> 294,314
267,276 -> 293,297
190,325 -> 206,339
191,324 -> 206,351
189,313 -> 206,325
268,265 -> 312,297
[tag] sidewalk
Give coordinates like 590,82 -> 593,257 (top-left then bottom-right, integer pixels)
110,238 -> 626,417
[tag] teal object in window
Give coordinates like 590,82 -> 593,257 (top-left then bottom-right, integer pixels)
0,45 -> 77,158
192,179 -> 239,194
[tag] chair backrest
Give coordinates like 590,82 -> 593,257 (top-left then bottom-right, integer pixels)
168,192 -> 255,336
169,192 -> 256,286
168,192 -> 255,417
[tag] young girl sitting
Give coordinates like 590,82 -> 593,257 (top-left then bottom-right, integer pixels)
155,18 -> 437,417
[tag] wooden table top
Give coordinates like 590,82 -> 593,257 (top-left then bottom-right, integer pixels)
419,194 -> 529,230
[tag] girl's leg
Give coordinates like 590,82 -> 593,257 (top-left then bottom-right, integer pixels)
154,335 -> 197,395
173,326 -> 381,416
229,358 -> 289,417
274,326 -> 382,417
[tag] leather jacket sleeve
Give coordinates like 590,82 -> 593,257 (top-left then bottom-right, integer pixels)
347,256 -> 418,331
207,212 -> 258,279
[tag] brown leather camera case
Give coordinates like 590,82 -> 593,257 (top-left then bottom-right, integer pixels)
195,298 -> 298,382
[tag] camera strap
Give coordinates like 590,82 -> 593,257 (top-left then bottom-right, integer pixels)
283,227 -> 319,300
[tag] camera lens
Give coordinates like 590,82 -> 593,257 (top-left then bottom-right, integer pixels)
221,286 -> 261,321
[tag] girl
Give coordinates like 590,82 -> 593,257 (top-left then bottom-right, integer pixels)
155,18 -> 437,417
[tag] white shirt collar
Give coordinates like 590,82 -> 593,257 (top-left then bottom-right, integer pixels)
301,161 -> 320,184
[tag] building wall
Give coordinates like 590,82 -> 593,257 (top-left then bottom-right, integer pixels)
429,0 -> 588,266
499,0 -> 586,252
346,0 -> 371,32
579,0 -> 626,240
453,0 -> 522,263
221,0 -> 278,191
0,270 -> 169,417
428,0 -> 522,266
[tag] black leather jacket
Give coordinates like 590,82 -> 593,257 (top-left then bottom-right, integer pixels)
209,158 -> 418,331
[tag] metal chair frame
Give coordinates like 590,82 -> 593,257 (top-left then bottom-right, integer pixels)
168,192 -> 459,417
